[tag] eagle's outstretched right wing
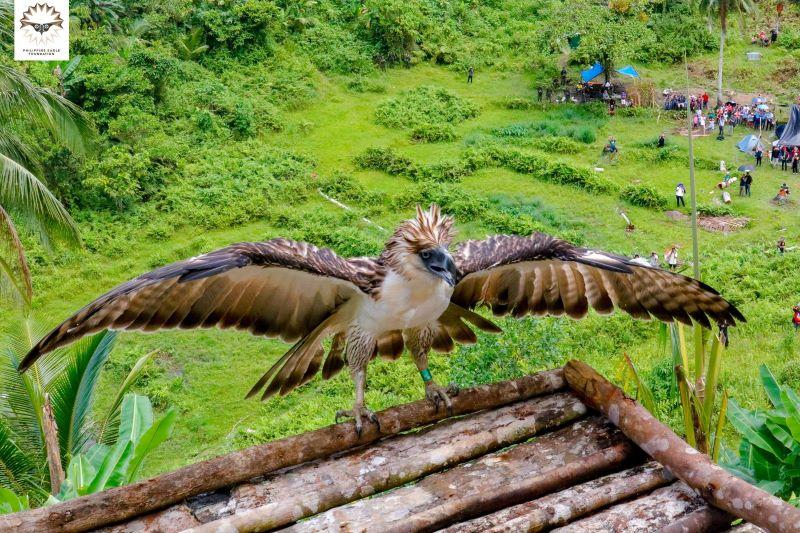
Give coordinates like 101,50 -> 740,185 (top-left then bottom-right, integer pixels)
451,234 -> 745,328
19,239 -> 381,373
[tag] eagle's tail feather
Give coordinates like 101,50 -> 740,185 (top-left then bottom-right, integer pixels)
248,312 -> 345,401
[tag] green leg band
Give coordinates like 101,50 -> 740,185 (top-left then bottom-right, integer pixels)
420,368 -> 433,382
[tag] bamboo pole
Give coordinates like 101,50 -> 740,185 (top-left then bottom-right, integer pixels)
42,393 -> 64,495
564,360 -> 800,533
1,369 -> 565,533
282,417 -> 637,532
443,462 -> 674,533
187,392 -> 587,533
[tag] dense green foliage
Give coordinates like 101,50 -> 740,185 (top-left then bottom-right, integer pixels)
723,366 -> 800,501
0,0 -> 798,501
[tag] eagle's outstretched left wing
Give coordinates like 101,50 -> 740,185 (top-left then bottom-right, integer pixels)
451,234 -> 744,328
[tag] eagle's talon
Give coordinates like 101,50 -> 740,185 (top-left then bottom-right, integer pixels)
425,381 -> 454,415
335,405 -> 379,437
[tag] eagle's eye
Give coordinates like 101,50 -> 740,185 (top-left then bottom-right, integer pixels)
43,24 -> 50,31
34,24 -> 41,30
420,250 -> 431,260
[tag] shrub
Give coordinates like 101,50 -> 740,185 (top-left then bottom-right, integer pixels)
493,148 -> 616,194
317,171 -> 386,206
697,204 -> 735,217
493,123 -> 531,138
620,184 -> 668,210
375,86 -> 478,129
415,161 -> 471,183
347,77 -> 387,93
353,147 -> 417,176
410,123 -> 457,143
298,24 -> 376,75
527,136 -> 583,154
504,98 -> 535,110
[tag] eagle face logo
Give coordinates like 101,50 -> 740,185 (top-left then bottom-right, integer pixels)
19,3 -> 63,42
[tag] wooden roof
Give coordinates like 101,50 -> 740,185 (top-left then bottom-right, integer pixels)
4,361 -> 799,532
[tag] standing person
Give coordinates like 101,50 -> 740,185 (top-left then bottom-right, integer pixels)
793,150 -> 800,174
778,237 -> 786,254
781,146 -> 790,171
675,182 -> 686,207
755,145 -> 763,166
648,251 -> 660,268
657,133 -> 666,148
665,246 -> 679,271
793,304 -> 800,331
771,144 -> 780,165
537,86 -> 543,102
702,91 -> 709,109
560,67 -> 567,85
743,171 -> 753,196
467,67 -> 474,84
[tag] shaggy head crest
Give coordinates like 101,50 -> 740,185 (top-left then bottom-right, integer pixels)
383,205 -> 455,265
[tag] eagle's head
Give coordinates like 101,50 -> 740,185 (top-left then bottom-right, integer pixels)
382,204 -> 457,285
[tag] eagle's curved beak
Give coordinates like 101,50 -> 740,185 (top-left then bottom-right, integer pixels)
424,247 -> 458,287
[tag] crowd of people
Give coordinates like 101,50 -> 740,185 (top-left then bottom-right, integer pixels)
663,92 -> 776,133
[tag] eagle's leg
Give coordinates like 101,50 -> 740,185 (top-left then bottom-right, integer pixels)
407,328 -> 459,414
335,335 -> 380,436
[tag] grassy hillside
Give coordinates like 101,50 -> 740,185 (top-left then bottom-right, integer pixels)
2,0 -> 800,479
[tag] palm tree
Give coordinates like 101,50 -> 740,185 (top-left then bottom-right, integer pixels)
0,17 -> 94,307
696,0 -> 756,105
0,316 -> 155,502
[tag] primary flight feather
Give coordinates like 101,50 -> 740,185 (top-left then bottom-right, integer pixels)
20,205 -> 744,434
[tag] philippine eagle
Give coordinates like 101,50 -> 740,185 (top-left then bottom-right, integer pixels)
19,205 -> 744,434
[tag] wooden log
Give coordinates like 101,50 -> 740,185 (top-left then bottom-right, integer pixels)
551,482 -> 709,532
96,504 -> 200,533
658,506 -> 734,532
1,369 -> 564,533
186,392 -> 587,533
282,416 -> 639,533
442,462 -> 674,533
564,359 -> 800,533
724,525 -> 768,533
43,393 -> 64,495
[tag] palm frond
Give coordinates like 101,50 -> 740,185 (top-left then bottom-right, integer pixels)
0,317 -> 46,454
0,204 -> 32,307
0,65 -> 96,157
0,0 -> 11,42
0,420 -> 46,499
0,128 -> 40,172
49,331 -> 117,459
0,153 -> 81,248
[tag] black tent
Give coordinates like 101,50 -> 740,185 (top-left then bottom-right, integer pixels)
777,105 -> 800,146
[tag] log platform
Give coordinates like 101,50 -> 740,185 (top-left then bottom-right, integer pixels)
3,361 -> 798,532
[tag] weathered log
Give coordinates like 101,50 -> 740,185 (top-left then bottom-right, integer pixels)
96,504 -> 200,533
725,525 -> 768,533
658,506 -> 734,532
565,359 -> 800,533
282,417 -> 639,533
1,369 -> 564,533
552,482 -> 709,532
43,393 -> 64,495
442,462 -> 674,533
186,392 -> 587,533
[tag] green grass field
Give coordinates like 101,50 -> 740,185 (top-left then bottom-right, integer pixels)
14,40 -> 800,478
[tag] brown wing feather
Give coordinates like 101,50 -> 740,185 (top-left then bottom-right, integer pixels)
20,239 -> 381,372
452,234 -> 744,328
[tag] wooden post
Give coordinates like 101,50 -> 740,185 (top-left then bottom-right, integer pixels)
43,393 -> 64,495
564,359 -> 800,533
0,369 -> 565,533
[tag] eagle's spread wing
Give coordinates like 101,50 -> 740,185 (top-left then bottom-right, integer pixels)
19,239 -> 380,372
451,234 -> 745,328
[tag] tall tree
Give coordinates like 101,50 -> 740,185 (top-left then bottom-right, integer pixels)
696,0 -> 756,105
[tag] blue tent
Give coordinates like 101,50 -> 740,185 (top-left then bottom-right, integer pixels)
580,62 -> 604,82
616,65 -> 640,79
737,134 -> 761,154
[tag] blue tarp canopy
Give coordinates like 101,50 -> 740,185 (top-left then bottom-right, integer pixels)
580,62 -> 604,82
616,65 -> 640,79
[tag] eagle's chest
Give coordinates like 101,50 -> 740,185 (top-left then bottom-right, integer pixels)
358,270 -> 452,333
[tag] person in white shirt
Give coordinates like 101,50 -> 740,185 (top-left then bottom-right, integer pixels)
665,246 -> 679,271
675,182 -> 686,207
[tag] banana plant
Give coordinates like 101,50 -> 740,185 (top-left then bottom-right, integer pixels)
49,394 -> 176,503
